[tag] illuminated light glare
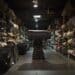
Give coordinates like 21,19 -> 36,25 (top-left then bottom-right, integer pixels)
33,4 -> 38,8
33,15 -> 41,19
34,18 -> 38,22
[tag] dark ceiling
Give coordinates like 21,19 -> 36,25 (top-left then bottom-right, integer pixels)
4,0 -> 68,29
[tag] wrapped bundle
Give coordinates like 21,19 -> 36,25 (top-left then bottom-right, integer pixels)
67,39 -> 73,44
67,31 -> 74,37
63,33 -> 67,37
61,24 -> 66,29
62,42 -> 67,45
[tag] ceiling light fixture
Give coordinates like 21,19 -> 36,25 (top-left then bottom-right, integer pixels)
33,4 -> 38,8
32,0 -> 38,8
33,15 -> 41,19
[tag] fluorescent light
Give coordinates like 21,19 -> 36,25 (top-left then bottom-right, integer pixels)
33,15 -> 41,19
33,4 -> 38,8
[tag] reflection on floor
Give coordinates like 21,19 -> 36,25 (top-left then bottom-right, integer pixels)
5,47 -> 75,75
44,49 -> 75,65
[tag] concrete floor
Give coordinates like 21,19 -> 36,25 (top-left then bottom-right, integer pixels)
5,47 -> 75,75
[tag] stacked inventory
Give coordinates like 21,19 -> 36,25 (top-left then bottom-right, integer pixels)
0,1 -> 20,68
55,17 -> 75,56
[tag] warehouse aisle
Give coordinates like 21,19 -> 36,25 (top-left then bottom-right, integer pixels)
6,47 -> 75,73
5,47 -> 75,75
7,47 -> 33,72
